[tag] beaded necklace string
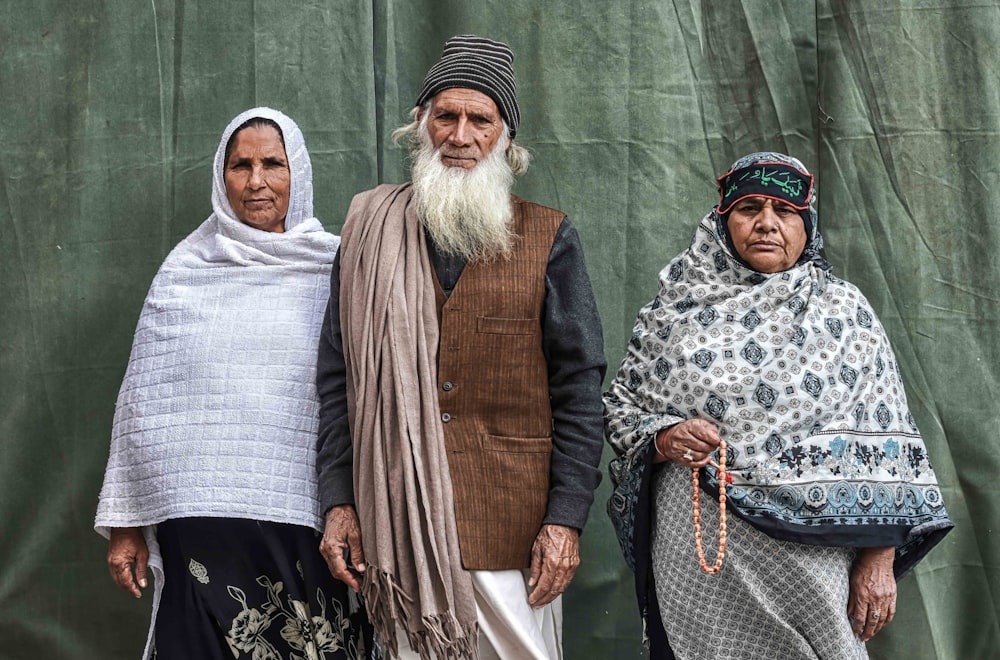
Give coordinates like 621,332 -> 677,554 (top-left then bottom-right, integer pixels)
693,440 -> 729,574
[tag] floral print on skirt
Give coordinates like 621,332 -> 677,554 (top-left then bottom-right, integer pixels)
154,517 -> 376,660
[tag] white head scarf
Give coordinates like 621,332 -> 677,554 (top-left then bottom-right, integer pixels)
96,107 -> 339,536
212,106 -> 314,231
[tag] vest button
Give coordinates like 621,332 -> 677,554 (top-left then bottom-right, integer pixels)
441,413 -> 452,423
442,381 -> 454,391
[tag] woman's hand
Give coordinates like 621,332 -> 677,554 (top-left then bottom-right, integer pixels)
653,419 -> 722,467
107,527 -> 149,598
847,546 -> 896,641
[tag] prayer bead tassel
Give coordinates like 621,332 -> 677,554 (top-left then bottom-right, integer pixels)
693,440 -> 727,574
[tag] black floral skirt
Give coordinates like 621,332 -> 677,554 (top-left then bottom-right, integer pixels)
154,517 -> 375,660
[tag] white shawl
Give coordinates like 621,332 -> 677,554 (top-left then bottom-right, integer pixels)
94,108 -> 337,656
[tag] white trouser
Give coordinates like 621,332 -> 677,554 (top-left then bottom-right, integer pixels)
391,569 -> 563,660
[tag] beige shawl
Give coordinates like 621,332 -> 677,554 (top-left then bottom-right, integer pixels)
339,183 -> 478,659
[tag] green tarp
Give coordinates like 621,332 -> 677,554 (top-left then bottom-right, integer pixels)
2,2 -> 996,657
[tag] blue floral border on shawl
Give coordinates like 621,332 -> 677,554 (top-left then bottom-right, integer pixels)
695,467 -> 954,578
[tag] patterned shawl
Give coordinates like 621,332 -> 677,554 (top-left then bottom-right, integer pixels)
605,152 -> 953,576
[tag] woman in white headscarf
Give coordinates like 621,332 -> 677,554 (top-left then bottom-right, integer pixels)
95,108 -> 371,660
605,152 -> 953,659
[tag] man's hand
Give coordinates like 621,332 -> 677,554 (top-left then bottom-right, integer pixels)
527,524 -> 580,608
107,527 -> 148,598
319,505 -> 366,591
848,546 -> 896,641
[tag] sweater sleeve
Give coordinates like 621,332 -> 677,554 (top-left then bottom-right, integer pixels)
541,218 -> 607,531
316,249 -> 355,513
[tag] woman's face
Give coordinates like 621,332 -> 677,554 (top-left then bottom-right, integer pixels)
224,124 -> 290,233
726,197 -> 808,273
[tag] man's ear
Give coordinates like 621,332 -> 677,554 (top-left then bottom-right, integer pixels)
416,107 -> 426,123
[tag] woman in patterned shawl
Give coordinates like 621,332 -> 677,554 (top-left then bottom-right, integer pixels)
604,152 -> 953,659
95,108 -> 372,660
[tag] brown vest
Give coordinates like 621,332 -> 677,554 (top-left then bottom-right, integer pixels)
434,197 -> 564,569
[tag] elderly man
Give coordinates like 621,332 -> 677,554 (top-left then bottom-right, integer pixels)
316,35 -> 606,659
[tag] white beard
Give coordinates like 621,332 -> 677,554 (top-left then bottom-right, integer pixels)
411,126 -> 515,262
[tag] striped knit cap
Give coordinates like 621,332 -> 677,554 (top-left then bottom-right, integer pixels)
415,35 -> 521,137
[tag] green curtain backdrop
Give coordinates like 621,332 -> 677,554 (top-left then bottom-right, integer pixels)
1,1 -> 996,657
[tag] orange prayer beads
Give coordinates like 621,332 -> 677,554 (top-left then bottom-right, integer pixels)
693,440 -> 728,574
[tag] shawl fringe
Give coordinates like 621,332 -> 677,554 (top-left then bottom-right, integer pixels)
363,568 -> 480,660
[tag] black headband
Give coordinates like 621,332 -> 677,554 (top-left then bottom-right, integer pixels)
717,161 -> 814,214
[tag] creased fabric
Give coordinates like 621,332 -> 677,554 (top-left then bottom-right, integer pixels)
605,153 -> 953,577
95,107 -> 338,536
339,183 -> 478,660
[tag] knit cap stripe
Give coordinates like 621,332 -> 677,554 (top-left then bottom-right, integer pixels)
422,66 -> 516,110
415,35 -> 520,136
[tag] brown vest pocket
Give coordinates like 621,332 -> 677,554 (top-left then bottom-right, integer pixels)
449,434 -> 551,569
476,316 -> 539,335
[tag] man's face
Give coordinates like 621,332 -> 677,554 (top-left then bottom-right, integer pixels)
420,88 -> 504,169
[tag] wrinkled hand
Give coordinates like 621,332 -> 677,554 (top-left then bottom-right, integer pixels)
107,527 -> 148,598
654,419 -> 722,467
527,524 -> 580,608
319,505 -> 365,591
848,547 -> 896,641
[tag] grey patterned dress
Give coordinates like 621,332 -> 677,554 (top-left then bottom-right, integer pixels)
651,462 -> 866,659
